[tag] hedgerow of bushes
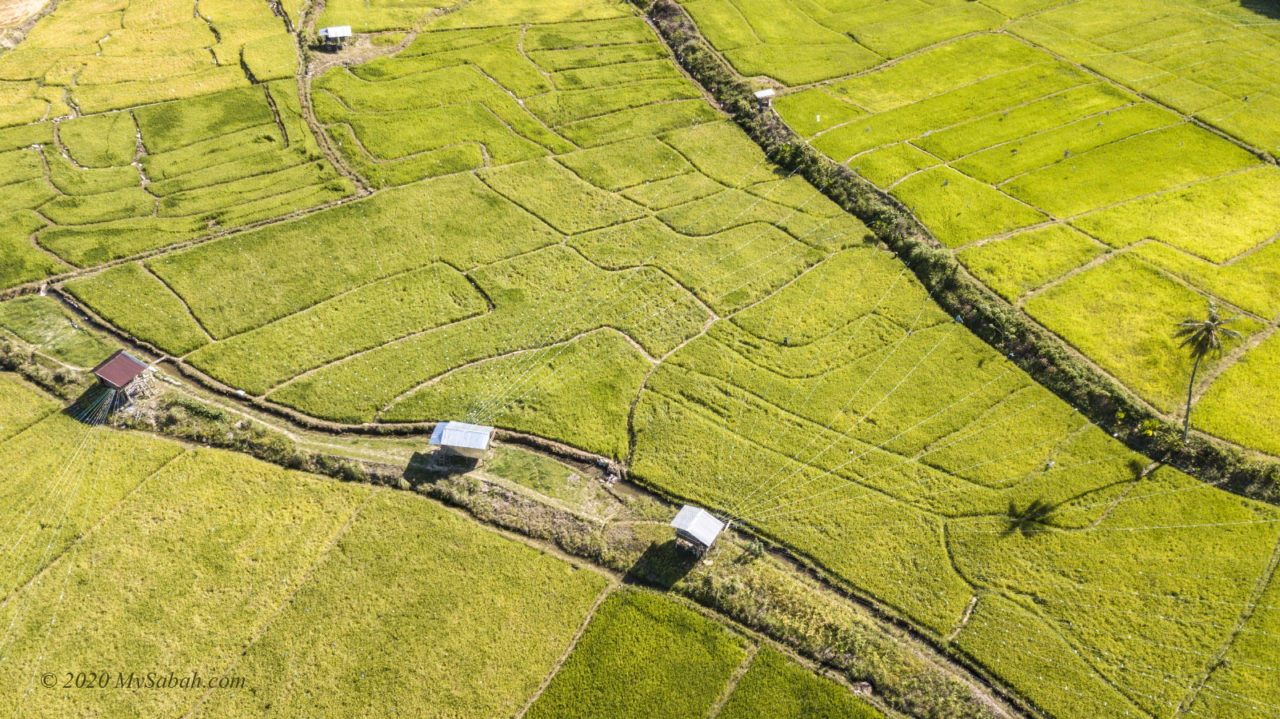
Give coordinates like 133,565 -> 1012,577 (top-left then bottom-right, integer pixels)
636,0 -> 1278,505
0,340 -> 91,399
114,394 -> 370,484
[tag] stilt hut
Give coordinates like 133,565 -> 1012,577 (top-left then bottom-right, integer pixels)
429,421 -> 494,461
670,505 -> 726,555
318,25 -> 353,47
91,350 -> 152,411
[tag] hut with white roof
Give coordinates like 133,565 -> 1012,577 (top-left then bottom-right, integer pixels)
670,505 -> 726,555
429,421 -> 494,460
318,26 -> 352,47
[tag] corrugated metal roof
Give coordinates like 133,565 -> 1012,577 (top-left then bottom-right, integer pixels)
753,88 -> 775,99
429,421 -> 493,450
671,505 -> 725,548
319,25 -> 352,38
92,350 -> 147,389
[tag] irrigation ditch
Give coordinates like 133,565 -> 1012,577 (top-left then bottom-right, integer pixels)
0,313 -> 1025,719
1,5 -> 1274,716
631,0 -> 1280,507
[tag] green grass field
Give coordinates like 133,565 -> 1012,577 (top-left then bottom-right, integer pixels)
191,490 -> 607,718
1193,332 -> 1280,457
718,646 -> 881,719
66,3 -> 865,454
0,370 -> 892,718
626,243 -> 1280,716
2,0 -> 1278,715
0,80 -> 353,287
0,295 -> 114,367
527,590 -> 884,719
677,0 -> 1280,457
0,5 -> 351,291
0,0 -> 293,123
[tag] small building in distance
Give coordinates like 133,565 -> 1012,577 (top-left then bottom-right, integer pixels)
670,505 -> 726,555
91,350 -> 152,410
753,87 -> 775,110
318,25 -> 352,47
429,421 -> 494,461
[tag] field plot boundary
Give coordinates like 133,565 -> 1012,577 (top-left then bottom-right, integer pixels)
1176,534 -> 1280,713
0,345 -> 1028,719
513,581 -> 620,719
178,487 -> 383,719
660,0 -> 1280,459
704,641 -> 759,719
637,0 -> 1280,484
0,444 -> 187,608
2,1 -> 1277,717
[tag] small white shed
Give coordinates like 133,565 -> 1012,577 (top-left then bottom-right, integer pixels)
318,26 -> 353,46
670,505 -> 725,554
753,88 -> 776,109
429,421 -> 494,460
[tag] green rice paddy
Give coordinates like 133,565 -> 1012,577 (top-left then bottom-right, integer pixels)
0,373 -> 609,718
2,0 -> 1277,715
680,0 -> 1280,456
0,372 -> 880,718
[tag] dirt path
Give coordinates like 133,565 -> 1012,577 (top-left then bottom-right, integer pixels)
292,0 -> 379,195
945,595 -> 980,642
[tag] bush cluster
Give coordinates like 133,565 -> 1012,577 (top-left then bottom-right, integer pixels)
0,340 -> 89,399
121,394 -> 370,484
638,0 -> 1276,505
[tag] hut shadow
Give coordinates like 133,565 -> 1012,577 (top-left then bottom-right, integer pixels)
626,539 -> 699,590
63,384 -> 114,425
1239,1 -> 1280,19
403,450 -> 478,488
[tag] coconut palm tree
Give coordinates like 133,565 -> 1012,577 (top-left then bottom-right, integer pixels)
1174,301 -> 1242,441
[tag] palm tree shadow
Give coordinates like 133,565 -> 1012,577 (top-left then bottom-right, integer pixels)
1003,498 -> 1056,537
1003,457 -> 1154,536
